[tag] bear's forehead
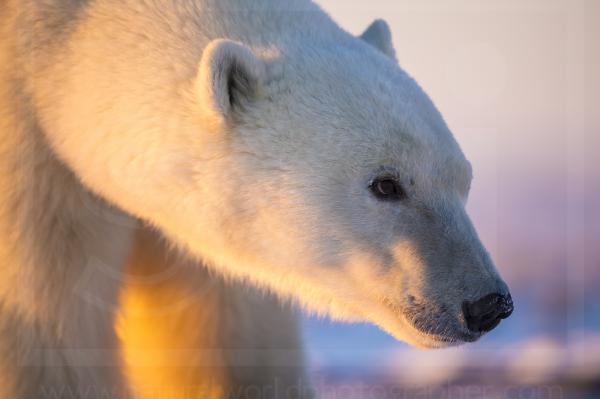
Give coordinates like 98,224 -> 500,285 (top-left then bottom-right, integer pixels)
269,46 -> 453,142
248,42 -> 472,189
266,56 -> 462,159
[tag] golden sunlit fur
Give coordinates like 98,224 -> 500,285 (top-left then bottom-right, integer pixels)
118,228 -> 307,399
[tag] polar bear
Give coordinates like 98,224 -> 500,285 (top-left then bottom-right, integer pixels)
0,0 -> 513,397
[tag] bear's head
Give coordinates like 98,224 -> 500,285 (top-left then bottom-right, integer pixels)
40,11 -> 512,348
184,22 -> 513,348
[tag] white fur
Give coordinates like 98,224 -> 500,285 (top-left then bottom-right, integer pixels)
0,0 -> 509,397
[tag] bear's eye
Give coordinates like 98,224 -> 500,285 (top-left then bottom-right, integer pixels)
369,177 -> 406,201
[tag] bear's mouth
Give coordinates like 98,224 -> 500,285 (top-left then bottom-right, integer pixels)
402,317 -> 482,348
381,297 -> 481,348
409,327 -> 480,348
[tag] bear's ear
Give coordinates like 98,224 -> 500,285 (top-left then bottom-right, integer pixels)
359,19 -> 396,61
196,39 -> 266,123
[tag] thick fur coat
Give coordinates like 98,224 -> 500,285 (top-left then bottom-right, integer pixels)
0,0 -> 510,397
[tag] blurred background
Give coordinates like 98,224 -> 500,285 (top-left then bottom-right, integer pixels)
303,1 -> 600,398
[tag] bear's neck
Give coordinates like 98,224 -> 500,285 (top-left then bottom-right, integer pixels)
0,70 -> 136,331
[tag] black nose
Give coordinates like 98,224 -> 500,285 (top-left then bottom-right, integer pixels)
462,292 -> 513,333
